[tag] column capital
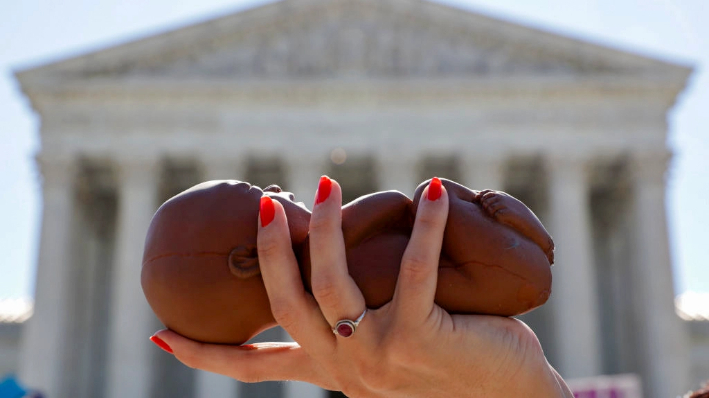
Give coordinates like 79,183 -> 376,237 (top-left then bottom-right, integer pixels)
630,150 -> 671,185
459,150 -> 506,163
374,153 -> 419,195
545,152 -> 595,184
113,156 -> 160,187
36,152 -> 77,188
461,153 -> 506,191
282,153 -> 329,168
283,155 -> 328,209
200,156 -> 247,181
373,150 -> 419,166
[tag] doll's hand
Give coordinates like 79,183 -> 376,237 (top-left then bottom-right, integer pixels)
152,177 -> 572,398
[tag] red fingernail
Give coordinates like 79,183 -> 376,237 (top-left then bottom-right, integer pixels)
260,196 -> 275,227
315,176 -> 332,205
427,177 -> 442,201
150,335 -> 173,354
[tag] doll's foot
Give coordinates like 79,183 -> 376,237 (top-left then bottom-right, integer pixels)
475,190 -> 555,265
477,190 -> 519,220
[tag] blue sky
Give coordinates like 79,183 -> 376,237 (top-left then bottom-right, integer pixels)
1,0 -> 707,299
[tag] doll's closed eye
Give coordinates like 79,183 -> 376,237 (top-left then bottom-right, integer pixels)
264,185 -> 296,201
264,184 -> 282,193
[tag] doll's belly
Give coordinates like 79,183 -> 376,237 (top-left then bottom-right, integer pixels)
346,232 -> 410,308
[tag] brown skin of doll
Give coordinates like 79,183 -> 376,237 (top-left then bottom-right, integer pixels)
141,179 -> 553,345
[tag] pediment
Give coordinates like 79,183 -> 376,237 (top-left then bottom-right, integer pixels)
18,0 -> 690,84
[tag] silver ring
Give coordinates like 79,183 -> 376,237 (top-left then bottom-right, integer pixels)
332,309 -> 367,338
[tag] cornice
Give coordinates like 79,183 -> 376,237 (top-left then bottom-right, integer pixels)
24,75 -> 688,115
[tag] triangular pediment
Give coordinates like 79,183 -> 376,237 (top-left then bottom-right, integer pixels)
17,0 -> 690,84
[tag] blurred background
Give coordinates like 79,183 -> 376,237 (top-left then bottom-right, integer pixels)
1,0 -> 707,397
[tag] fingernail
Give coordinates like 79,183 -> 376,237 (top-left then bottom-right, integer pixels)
315,175 -> 332,205
427,177 -> 442,201
260,196 -> 275,227
150,335 -> 173,354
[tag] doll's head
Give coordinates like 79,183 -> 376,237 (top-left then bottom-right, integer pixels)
141,180 -> 310,344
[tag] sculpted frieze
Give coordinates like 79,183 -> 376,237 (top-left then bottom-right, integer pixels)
87,2 -> 592,79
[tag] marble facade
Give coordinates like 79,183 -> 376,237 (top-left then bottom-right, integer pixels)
14,0 -> 694,397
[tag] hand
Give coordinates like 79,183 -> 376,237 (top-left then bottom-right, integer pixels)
152,177 -> 573,398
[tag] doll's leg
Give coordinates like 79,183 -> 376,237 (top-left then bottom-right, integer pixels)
474,190 -> 555,265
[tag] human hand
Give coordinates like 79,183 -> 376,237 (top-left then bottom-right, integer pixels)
151,177 -> 573,398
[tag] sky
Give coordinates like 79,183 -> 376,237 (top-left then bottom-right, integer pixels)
1,0 -> 707,300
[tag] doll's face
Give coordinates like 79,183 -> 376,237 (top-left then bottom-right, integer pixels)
143,180 -> 310,279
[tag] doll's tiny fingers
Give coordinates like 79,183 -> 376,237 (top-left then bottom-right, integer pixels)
154,330 -> 327,385
481,191 -> 499,202
486,201 -> 503,212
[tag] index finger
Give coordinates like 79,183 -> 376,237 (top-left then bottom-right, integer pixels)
392,178 -> 449,323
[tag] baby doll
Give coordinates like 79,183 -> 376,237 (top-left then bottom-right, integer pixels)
141,178 -> 554,344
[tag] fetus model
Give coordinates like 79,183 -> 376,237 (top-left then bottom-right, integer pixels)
141,179 -> 554,344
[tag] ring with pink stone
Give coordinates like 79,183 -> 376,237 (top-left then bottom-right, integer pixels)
332,309 -> 367,338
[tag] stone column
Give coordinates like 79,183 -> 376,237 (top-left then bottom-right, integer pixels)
630,153 -> 690,398
283,155 -> 328,398
546,155 -> 602,378
461,154 -> 505,191
19,154 -> 76,398
106,157 -> 159,398
195,157 -> 243,398
374,154 -> 418,195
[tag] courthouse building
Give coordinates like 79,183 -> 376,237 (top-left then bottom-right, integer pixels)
12,0 -> 703,397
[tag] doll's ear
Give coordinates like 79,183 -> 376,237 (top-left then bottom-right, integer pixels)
228,246 -> 261,279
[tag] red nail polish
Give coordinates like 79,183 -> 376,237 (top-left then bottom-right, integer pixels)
427,177 -> 442,201
260,196 -> 275,227
150,335 -> 173,354
315,176 -> 332,205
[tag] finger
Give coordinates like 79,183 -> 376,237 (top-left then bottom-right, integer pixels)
473,189 -> 493,202
309,176 -> 366,327
258,196 -> 334,353
483,199 -> 503,213
153,330 -> 334,388
393,177 -> 449,323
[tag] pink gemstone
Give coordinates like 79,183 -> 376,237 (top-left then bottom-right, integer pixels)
336,323 -> 354,337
